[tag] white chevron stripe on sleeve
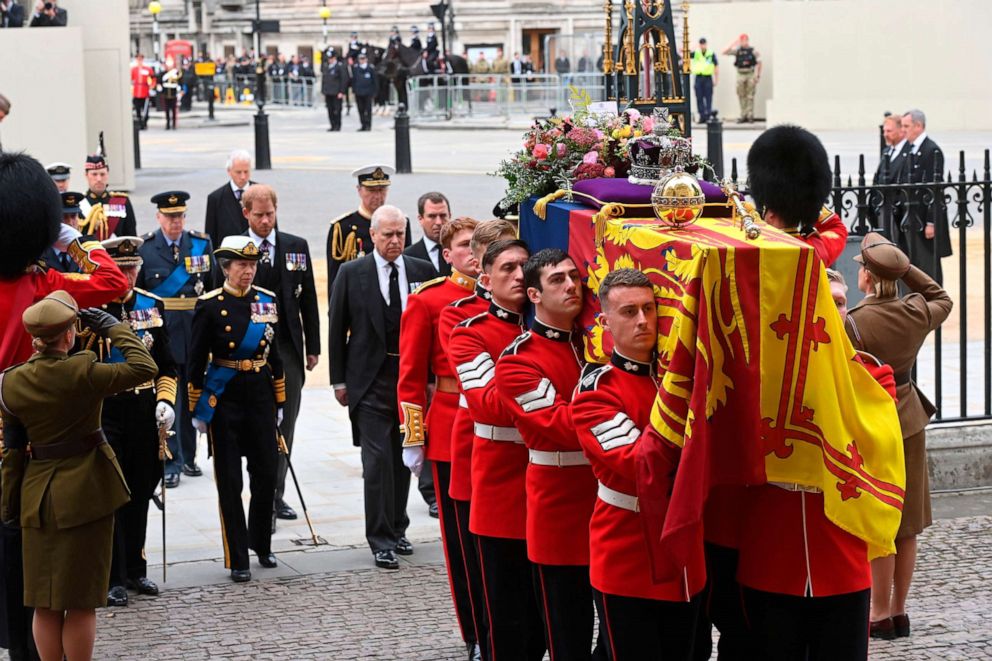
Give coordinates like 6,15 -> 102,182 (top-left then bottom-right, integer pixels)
590,412 -> 640,451
457,353 -> 496,390
514,377 -> 557,412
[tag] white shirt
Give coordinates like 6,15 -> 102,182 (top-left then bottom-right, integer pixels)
889,139 -> 907,161
247,228 -> 276,261
422,236 -> 441,272
230,180 -> 245,200
372,249 -> 409,310
910,131 -> 928,154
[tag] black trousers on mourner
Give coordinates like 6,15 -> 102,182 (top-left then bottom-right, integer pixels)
476,535 -> 546,661
209,372 -> 278,571
355,358 -> 410,552
693,543 -> 754,661
594,589 -> 701,661
104,391 -> 160,585
274,337 -> 304,507
743,587 -> 870,661
433,462 -> 477,646
451,498 -> 491,660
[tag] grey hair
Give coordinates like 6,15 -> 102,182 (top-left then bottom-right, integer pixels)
902,109 -> 926,128
225,149 -> 252,170
370,204 -> 406,231
217,256 -> 232,271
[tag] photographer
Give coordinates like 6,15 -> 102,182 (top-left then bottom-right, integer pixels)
29,0 -> 65,26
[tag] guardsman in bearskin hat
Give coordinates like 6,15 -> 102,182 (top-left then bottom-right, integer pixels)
78,135 -> 138,242
136,191 -> 219,489
83,236 -> 179,608
187,236 -> 285,583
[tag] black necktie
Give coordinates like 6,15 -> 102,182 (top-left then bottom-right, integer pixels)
386,262 -> 401,353
59,252 -> 72,272
260,238 -> 271,264
235,188 -> 243,202
171,243 -> 180,263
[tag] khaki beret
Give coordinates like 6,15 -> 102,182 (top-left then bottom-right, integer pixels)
853,232 -> 910,280
22,290 -> 79,338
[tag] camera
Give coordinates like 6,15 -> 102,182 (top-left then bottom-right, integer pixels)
43,2 -> 53,9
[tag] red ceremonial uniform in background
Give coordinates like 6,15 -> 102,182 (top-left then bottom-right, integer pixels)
572,354 -> 705,602
130,63 -> 154,99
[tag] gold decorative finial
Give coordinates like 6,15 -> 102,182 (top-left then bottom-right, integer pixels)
681,0 -> 691,75
603,0 -> 614,74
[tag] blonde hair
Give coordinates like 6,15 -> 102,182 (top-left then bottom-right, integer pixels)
241,184 -> 277,211
865,269 -> 898,299
440,217 -> 479,249
470,219 -> 516,254
825,268 -> 847,292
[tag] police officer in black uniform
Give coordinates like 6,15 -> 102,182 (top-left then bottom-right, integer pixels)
409,25 -> 423,53
39,192 -> 86,274
187,236 -> 285,582
136,191 -> 219,488
425,22 -> 439,58
89,236 -> 179,608
388,25 -> 403,49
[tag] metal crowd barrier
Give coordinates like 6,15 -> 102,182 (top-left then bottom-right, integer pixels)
211,74 -> 318,107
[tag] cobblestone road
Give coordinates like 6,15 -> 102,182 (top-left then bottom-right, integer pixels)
96,513 -> 992,660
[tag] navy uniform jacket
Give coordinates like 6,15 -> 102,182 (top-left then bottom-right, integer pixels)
39,246 -> 82,274
350,64 -> 377,97
135,228 -> 219,364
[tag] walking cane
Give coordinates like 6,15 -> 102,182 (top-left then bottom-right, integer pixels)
157,425 -> 174,583
277,431 -> 326,546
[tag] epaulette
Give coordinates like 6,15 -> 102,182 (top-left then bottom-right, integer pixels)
198,287 -> 224,300
141,231 -> 155,240
412,276 -> 446,295
450,293 -> 478,308
188,229 -> 209,239
501,331 -> 531,357
133,287 -> 163,302
457,311 -> 487,328
330,211 -> 353,225
254,285 -> 277,297
578,363 -> 612,393
107,191 -> 129,198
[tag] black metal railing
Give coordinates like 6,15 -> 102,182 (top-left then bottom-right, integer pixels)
728,150 -> 992,423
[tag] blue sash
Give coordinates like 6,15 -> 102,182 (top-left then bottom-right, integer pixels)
150,235 -> 209,299
106,292 -> 158,363
192,290 -> 272,423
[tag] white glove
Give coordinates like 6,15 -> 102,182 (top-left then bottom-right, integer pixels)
276,408 -> 284,427
54,224 -> 82,251
402,446 -> 425,478
155,402 -> 175,430
192,417 -> 208,434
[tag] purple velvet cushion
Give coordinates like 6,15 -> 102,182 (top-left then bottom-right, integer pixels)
571,177 -> 729,217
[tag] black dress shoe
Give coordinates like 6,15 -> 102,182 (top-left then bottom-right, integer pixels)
428,502 -> 439,519
126,577 -> 159,596
395,537 -> 414,556
257,552 -> 278,568
107,586 -> 128,607
231,569 -> 251,582
374,550 -> 399,569
182,463 -> 203,477
164,473 -> 180,489
275,501 -> 298,520
870,617 -> 896,640
466,642 -> 482,661
893,613 -> 911,638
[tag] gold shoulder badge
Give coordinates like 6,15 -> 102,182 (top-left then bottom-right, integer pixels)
188,229 -> 208,239
330,211 -> 353,225
61,273 -> 88,281
108,191 -> 129,198
199,287 -> 224,300
253,285 -> 277,297
412,276 -> 446,295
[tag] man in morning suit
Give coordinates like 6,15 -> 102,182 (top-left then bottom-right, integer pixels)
328,204 -> 434,570
404,191 -> 453,277
204,149 -> 254,248
900,109 -> 952,283
240,184 -> 320,527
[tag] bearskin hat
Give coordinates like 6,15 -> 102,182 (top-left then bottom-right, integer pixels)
0,152 -> 62,278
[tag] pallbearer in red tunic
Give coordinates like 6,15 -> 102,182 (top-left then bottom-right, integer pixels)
572,269 -> 704,661
495,249 -> 601,660
449,239 -> 546,661
396,217 -> 483,659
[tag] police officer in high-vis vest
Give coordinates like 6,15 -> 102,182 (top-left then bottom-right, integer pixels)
187,236 -> 286,583
723,33 -> 762,123
136,191 -> 219,488
690,37 -> 718,123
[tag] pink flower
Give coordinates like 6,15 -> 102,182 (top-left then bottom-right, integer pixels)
556,143 -> 568,158
604,166 -> 616,177
642,116 -> 654,133
583,150 -> 599,165
624,108 -> 641,122
532,144 -> 550,160
593,129 -> 604,140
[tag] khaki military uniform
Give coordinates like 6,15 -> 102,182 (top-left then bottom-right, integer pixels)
0,323 -> 157,609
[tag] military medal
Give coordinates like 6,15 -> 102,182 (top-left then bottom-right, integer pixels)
294,284 -> 303,299
186,255 -> 211,273
251,302 -> 279,323
285,253 -> 308,271
264,324 -> 275,342
195,278 -> 205,295
142,331 -> 155,350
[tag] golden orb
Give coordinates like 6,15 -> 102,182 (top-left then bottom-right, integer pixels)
651,170 -> 705,228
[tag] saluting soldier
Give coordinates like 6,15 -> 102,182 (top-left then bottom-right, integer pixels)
79,152 -> 138,241
136,191 -> 219,488
187,236 -> 286,582
326,165 -> 411,296
39,191 -> 86,274
85,237 -> 178,608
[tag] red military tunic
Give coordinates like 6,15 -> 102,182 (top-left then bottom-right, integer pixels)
449,301 -> 527,538
131,63 -> 154,99
439,286 -> 490,502
786,208 -> 848,266
495,318 -> 596,566
397,270 -> 476,462
573,352 -> 706,601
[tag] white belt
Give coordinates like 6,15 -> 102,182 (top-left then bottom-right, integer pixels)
459,394 -> 468,408
473,423 -> 523,443
768,481 -> 823,494
528,449 -> 590,467
597,482 -> 639,512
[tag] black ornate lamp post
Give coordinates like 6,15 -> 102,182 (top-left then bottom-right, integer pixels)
253,0 -> 271,169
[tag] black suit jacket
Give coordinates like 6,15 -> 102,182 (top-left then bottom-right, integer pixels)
404,238 -> 451,276
874,142 -> 911,185
204,181 -> 254,248
245,230 -> 320,370
1,2 -> 25,27
908,137 -> 952,259
328,253 -> 434,437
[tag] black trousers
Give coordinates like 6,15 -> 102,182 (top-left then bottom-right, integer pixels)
694,76 -> 714,121
356,359 -> 410,552
452,498 -> 491,660
533,564 -> 602,661
274,339 -> 304,506
167,362 -> 196,476
325,94 -> 343,130
164,97 -> 178,129
209,372 -> 278,570
104,392 -> 160,585
433,463 -> 477,645
132,97 -> 148,128
693,543 -> 753,661
594,589 -> 700,661
476,535 -> 546,661
0,525 -> 39,660
418,459 -> 436,507
743,587 -> 870,661
355,94 -> 373,129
